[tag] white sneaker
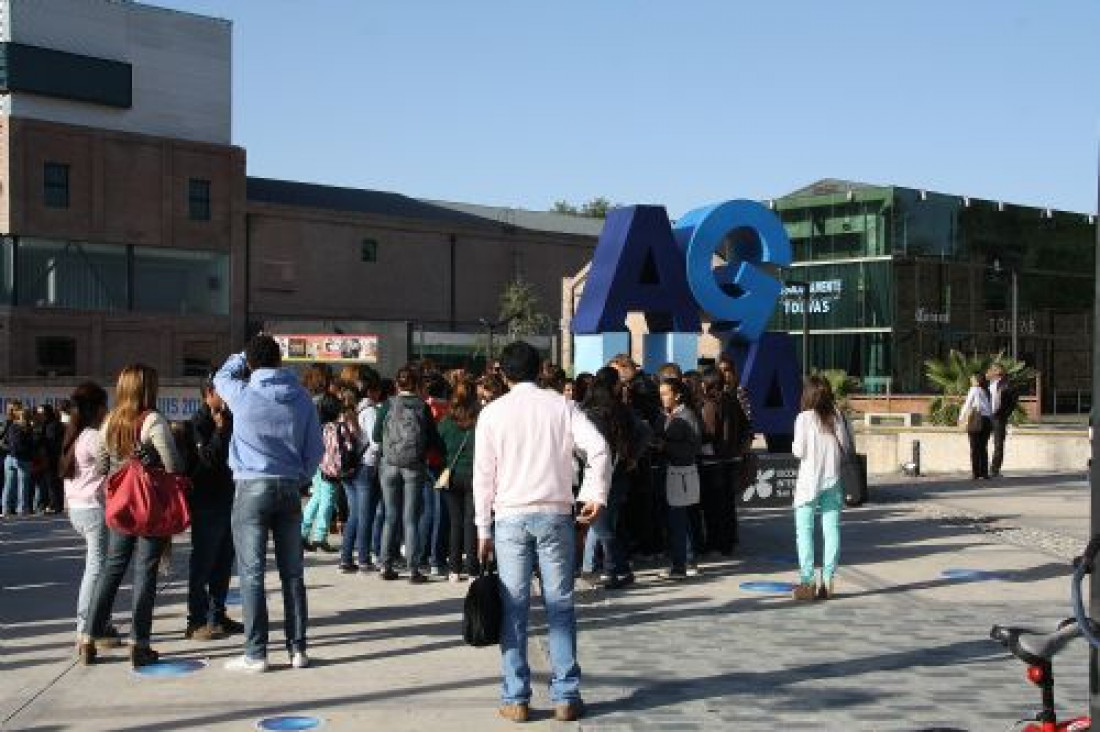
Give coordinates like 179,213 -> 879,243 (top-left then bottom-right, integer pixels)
686,564 -> 702,577
291,651 -> 310,669
225,654 -> 268,673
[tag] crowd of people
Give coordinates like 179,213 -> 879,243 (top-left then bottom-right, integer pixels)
2,335 -> 862,722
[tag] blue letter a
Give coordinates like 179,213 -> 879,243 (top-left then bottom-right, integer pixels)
573,206 -> 701,334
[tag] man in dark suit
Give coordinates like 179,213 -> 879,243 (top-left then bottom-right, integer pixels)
987,364 -> 1017,478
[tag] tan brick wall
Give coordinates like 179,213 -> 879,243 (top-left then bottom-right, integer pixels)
246,203 -> 595,334
6,116 -> 243,252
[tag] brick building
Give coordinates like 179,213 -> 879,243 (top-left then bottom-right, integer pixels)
0,0 -> 599,386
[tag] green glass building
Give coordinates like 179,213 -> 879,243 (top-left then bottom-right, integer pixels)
766,180 -> 1095,411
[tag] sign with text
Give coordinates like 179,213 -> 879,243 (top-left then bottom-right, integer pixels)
0,386 -> 204,421
738,452 -> 799,508
274,334 -> 379,364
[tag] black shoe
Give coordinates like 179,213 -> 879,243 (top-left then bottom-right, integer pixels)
408,572 -> 428,585
212,616 -> 244,635
303,540 -> 316,553
316,541 -> 338,554
338,562 -> 358,574
604,572 -> 635,590
380,567 -> 399,581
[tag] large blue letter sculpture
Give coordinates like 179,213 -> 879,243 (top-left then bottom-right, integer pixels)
573,199 -> 802,441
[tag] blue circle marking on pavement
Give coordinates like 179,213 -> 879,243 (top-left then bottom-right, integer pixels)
255,716 -> 324,731
225,588 -> 241,606
941,569 -> 1005,581
740,581 -> 797,594
132,659 -> 207,677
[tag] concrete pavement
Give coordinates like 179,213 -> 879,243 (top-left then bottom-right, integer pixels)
0,470 -> 1094,731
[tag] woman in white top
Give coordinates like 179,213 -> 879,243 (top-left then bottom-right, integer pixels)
791,375 -> 851,602
958,372 -> 993,480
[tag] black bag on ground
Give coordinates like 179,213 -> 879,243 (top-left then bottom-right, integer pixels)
463,567 -> 502,647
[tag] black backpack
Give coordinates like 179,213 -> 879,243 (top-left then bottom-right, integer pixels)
462,568 -> 502,647
382,397 -> 427,470
334,422 -> 363,479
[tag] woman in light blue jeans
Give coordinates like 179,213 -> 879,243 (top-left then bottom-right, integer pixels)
60,383 -> 119,646
791,375 -> 851,602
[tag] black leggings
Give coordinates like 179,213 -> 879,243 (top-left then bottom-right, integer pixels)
968,418 -> 992,479
442,477 -> 478,575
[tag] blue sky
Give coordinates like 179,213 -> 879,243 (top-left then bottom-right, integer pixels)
155,1 -> 1100,217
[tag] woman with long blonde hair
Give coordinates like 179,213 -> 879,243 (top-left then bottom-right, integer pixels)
79,364 -> 183,667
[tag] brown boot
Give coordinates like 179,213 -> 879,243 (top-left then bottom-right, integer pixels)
554,701 -> 586,722
77,640 -> 97,665
792,583 -> 816,602
497,703 -> 530,723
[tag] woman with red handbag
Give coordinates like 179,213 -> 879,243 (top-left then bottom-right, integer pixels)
79,364 -> 184,667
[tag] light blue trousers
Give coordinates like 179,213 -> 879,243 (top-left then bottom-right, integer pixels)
794,484 -> 842,585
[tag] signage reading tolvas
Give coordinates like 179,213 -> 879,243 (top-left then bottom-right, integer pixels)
781,279 -> 844,315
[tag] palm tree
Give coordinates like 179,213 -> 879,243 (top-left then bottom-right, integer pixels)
924,350 -> 1034,425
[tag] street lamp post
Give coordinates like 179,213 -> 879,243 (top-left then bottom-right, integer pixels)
992,259 -> 1019,360
1090,154 -> 1100,722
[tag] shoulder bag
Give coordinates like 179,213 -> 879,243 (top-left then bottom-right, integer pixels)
434,429 -> 470,491
105,411 -> 192,537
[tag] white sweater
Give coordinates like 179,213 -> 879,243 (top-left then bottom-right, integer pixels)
791,409 -> 851,507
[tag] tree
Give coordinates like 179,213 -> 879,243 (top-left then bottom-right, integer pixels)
498,278 -> 552,338
552,197 -> 614,219
924,350 -> 1034,426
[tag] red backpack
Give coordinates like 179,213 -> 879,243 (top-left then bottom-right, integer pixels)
105,411 -> 192,537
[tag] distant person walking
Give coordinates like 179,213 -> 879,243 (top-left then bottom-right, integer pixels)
474,341 -> 611,723
214,335 -> 324,673
987,364 -> 1017,478
959,372 -> 993,480
791,375 -> 850,602
2,403 -> 36,517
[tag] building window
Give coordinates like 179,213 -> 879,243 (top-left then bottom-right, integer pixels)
17,238 -> 128,311
361,238 -> 378,263
43,162 -> 70,208
36,336 -> 77,377
133,247 -> 229,315
188,178 -> 211,221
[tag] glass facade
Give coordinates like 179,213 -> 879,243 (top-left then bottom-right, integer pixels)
17,238 -> 128,310
133,247 -> 229,315
9,237 -> 229,316
768,182 -> 1095,403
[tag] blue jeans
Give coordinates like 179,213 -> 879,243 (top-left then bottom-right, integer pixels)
69,506 -> 108,636
379,463 -> 424,572
3,456 -> 32,515
86,528 -> 168,646
188,504 -> 235,628
340,467 -> 379,565
301,474 -> 337,542
417,478 -> 448,569
794,485 -> 843,585
495,513 -> 582,705
232,479 -> 308,660
582,478 -> 628,576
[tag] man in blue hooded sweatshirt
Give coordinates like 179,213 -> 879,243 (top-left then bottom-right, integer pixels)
213,335 -> 324,673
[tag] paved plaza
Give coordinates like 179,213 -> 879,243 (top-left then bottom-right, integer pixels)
1,471 -> 1093,731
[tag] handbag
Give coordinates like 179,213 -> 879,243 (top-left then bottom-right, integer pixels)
434,430 -> 470,491
462,565 -> 502,647
105,411 -> 192,537
835,413 -> 866,507
959,406 -> 983,433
